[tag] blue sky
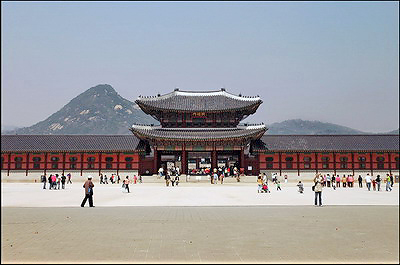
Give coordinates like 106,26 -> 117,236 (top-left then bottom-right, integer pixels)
1,1 -> 399,132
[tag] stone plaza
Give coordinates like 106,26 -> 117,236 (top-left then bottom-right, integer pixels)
1,179 -> 399,263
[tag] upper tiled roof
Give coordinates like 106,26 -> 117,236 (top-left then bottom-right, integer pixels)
1,135 -> 144,152
130,124 -> 267,142
252,135 -> 400,151
136,89 -> 262,112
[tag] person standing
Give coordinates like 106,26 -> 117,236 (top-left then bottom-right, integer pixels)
257,176 -> 263,193
61,174 -> 66,189
104,175 -> 108,184
174,175 -> 180,186
326,174 -> 331,188
133,175 -> 137,184
336,175 -> 341,188
117,175 -> 121,184
220,172 -> 224,184
51,174 -> 57,189
365,174 -> 372,191
123,176 -> 130,193
67,173 -> 72,184
48,175 -> 53,190
165,173 -> 170,187
375,175 -> 381,191
284,175 -> 288,184
41,175 -> 47,189
81,176 -> 95,207
313,173 -> 323,207
358,175 -> 363,188
342,175 -> 347,188
100,174 -> 104,184
390,174 -> 394,188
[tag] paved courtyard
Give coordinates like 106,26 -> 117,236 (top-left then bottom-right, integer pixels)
1,182 -> 399,263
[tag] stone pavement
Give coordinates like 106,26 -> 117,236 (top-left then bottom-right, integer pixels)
1,182 -> 399,264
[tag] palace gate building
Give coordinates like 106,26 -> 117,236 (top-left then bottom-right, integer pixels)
1,89 -> 399,181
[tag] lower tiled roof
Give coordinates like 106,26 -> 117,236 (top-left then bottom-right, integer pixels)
1,135 -> 144,152
130,124 -> 267,141
252,135 -> 400,151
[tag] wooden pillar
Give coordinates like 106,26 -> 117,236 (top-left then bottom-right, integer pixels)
278,152 -> 282,176
211,150 -> 217,170
333,152 -> 336,176
44,152 -> 48,176
388,152 -> 392,174
117,152 -> 120,176
351,152 -> 355,176
80,152 -> 84,176
26,152 -> 29,176
7,153 -> 11,176
297,152 -> 300,176
153,147 -> 158,175
240,148 -> 245,170
182,149 -> 187,175
370,152 -> 373,176
62,152 -> 66,176
98,152 -> 102,176
315,152 -> 318,174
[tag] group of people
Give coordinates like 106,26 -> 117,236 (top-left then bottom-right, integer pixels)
364,173 -> 394,192
41,173 -> 72,190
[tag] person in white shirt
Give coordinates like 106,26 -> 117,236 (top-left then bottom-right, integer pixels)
365,174 -> 372,191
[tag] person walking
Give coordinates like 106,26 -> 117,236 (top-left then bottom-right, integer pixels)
220,173 -> 224,184
67,173 -> 72,184
365,174 -> 372,191
100,174 -> 104,184
390,174 -> 394,188
133,175 -> 137,184
41,174 -> 47,189
61,174 -> 66,189
358,175 -> 363,188
104,175 -> 108,184
376,175 -> 381,191
117,175 -> 121,184
386,174 -> 392,192
124,176 -> 130,193
81,176 -> 95,207
165,173 -> 170,187
313,173 -> 323,206
276,180 -> 282,191
175,175 -> 180,186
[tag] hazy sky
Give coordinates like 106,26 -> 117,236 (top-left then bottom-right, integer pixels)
2,1 -> 399,132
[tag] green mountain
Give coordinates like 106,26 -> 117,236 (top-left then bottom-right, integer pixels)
4,84 -> 157,135
2,85 -> 398,135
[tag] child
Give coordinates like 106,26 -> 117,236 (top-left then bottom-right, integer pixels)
297,181 -> 304,193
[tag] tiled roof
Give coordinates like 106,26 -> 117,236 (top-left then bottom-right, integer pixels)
1,135 -> 144,152
136,89 -> 262,112
252,135 -> 400,151
130,124 -> 267,142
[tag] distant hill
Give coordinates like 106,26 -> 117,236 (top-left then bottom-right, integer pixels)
266,119 -> 367,135
4,84 -> 157,135
2,85 -> 398,136
386,128 -> 399,134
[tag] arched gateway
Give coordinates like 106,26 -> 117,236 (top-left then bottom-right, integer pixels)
130,88 -> 267,175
